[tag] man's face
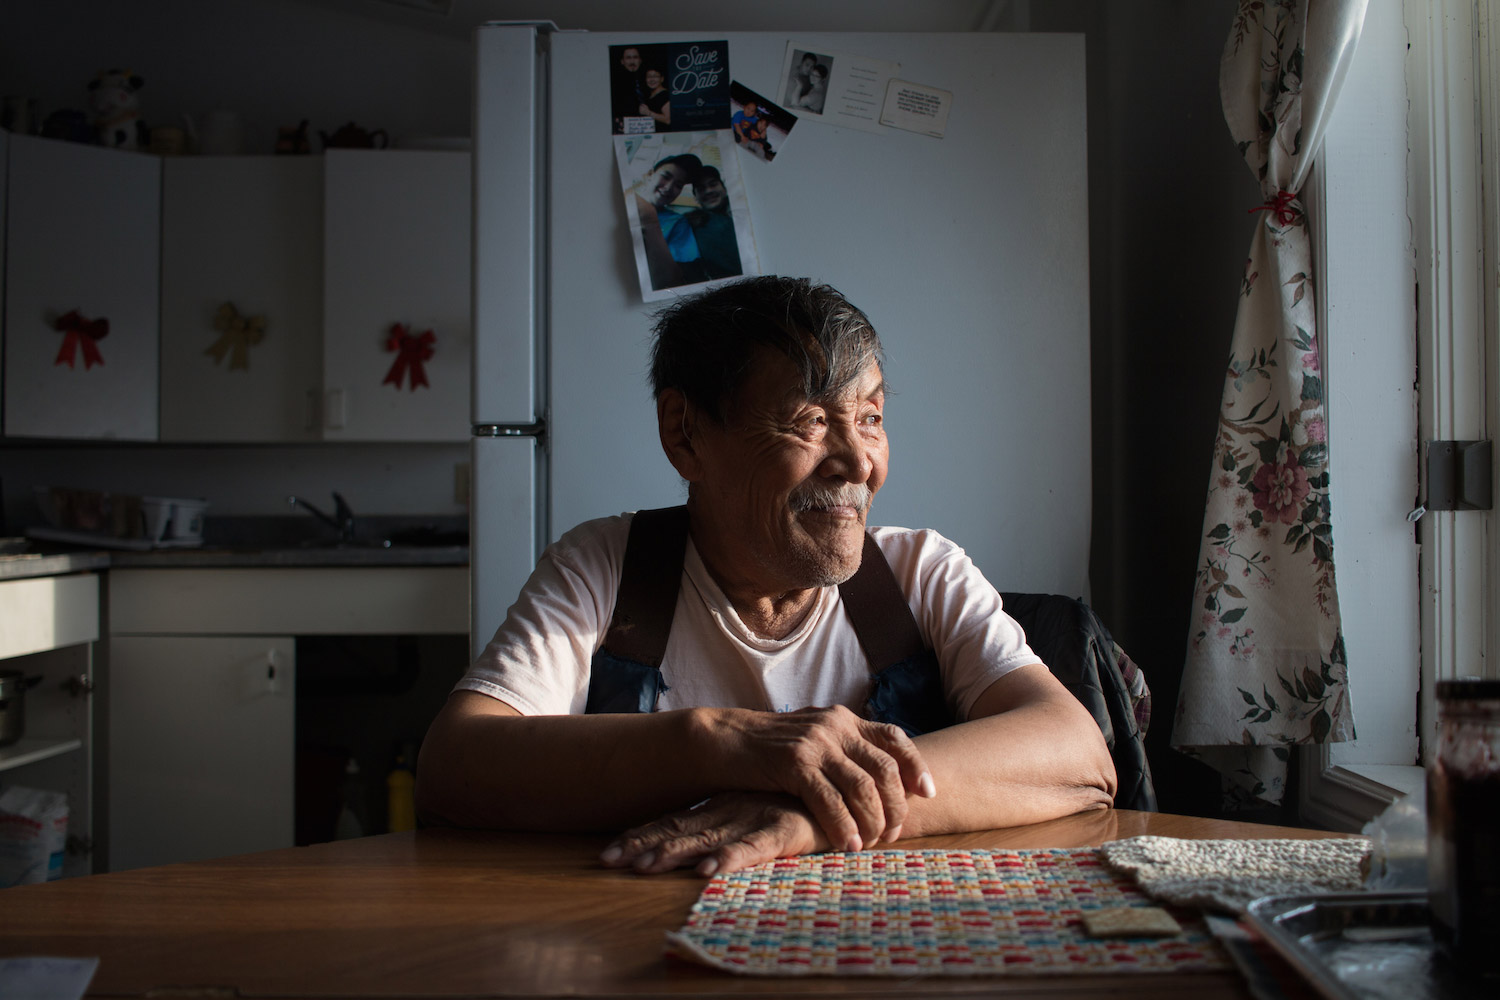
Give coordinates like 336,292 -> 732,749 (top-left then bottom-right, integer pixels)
621,48 -> 641,71
689,350 -> 888,593
697,173 -> 727,211
648,163 -> 689,208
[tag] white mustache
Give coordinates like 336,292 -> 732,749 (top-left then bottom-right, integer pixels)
789,482 -> 872,513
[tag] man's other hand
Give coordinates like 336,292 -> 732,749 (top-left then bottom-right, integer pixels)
693,705 -> 935,853
600,792 -> 825,876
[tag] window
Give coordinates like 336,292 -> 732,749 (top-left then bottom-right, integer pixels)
1299,0 -> 1496,828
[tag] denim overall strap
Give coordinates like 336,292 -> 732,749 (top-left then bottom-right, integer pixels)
839,533 -> 952,737
584,506 -> 688,714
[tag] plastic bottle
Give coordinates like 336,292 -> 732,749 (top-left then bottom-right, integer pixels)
386,747 -> 416,833
334,757 -> 364,840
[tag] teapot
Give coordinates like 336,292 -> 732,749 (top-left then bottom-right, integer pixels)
320,122 -> 388,150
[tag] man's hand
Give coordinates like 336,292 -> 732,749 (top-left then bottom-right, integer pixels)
600,792 -> 826,876
696,705 -> 936,853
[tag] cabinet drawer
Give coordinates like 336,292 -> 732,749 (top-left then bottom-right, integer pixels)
108,567 -> 467,635
0,573 -> 100,658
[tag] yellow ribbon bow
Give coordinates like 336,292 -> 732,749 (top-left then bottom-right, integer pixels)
205,302 -> 267,370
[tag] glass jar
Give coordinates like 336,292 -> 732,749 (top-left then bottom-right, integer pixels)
1426,679 -> 1500,978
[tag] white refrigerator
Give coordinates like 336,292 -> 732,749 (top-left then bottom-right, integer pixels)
470,24 -> 1093,658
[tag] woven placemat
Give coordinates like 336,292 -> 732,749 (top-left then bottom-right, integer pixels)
1098,836 -> 1370,914
666,848 -> 1227,976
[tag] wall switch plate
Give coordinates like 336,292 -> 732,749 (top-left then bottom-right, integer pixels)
454,461 -> 471,506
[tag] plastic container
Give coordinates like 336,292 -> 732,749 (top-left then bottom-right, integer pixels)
167,498 -> 208,543
335,757 -> 365,840
386,750 -> 416,833
1426,678 -> 1500,978
140,497 -> 176,543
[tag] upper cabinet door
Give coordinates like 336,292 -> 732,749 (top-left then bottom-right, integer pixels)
3,135 -> 160,440
322,150 -> 471,442
160,157 -> 324,442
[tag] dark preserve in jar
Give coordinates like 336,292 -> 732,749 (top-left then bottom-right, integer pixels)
1427,679 -> 1500,978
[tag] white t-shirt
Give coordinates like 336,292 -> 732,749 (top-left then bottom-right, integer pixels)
457,514 -> 1039,722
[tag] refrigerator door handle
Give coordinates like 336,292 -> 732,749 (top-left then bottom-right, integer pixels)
474,421 -> 547,443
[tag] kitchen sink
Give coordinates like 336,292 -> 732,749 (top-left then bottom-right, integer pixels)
296,528 -> 468,550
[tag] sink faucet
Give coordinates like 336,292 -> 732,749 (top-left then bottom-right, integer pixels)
288,492 -> 356,544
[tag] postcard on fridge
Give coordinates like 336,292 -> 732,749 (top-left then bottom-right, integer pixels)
778,42 -> 899,133
615,129 -> 760,302
609,40 -> 731,135
880,79 -> 954,138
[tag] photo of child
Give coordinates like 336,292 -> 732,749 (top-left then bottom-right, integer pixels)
729,81 -> 796,163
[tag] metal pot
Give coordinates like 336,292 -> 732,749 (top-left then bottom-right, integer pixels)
0,671 -> 43,747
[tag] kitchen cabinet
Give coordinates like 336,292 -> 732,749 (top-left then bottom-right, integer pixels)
322,150 -> 471,442
2,134 -> 160,440
159,156 -> 324,442
107,566 -> 466,871
0,571 -> 100,880
108,635 -> 295,871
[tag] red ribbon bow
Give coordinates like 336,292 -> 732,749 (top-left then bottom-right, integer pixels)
54,310 -> 109,369
1249,189 -> 1300,226
382,323 -> 435,391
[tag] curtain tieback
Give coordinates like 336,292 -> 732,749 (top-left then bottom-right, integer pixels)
1249,190 -> 1300,225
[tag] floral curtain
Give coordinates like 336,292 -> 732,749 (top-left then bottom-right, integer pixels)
1172,0 -> 1369,808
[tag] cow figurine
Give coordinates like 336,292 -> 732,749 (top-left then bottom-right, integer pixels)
88,69 -> 144,149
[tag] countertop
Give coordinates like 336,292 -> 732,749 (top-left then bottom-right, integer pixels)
0,550 -> 112,581
0,516 -> 469,580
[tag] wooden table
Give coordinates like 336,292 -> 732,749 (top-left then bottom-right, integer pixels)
0,810 -> 1340,999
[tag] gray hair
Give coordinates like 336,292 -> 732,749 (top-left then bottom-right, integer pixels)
649,276 -> 885,422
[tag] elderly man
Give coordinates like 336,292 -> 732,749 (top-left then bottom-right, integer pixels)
417,277 -> 1115,876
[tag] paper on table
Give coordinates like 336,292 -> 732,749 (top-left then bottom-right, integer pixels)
0,957 -> 100,1000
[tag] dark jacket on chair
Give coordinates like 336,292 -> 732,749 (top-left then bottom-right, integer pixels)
1000,593 -> 1157,812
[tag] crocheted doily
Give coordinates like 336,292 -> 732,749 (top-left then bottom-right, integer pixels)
1098,835 -> 1370,914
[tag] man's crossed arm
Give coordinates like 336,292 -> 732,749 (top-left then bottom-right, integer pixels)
415,662 -> 1116,875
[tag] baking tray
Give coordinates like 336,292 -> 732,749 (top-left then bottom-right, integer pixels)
1246,891 -> 1494,1000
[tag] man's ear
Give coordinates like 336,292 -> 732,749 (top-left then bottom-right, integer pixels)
657,388 -> 704,481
